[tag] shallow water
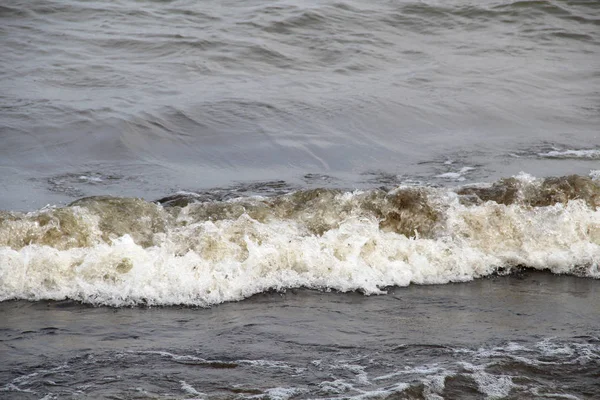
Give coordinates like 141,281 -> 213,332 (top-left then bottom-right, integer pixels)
1,271 -> 599,399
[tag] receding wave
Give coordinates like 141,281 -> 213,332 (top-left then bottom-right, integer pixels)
1,173 -> 599,306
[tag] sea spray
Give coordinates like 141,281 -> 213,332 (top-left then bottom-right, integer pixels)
1,174 -> 599,306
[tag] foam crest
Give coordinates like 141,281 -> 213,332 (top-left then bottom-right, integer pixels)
0,174 -> 599,306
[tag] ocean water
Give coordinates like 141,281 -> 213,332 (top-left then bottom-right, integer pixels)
1,0 -> 599,398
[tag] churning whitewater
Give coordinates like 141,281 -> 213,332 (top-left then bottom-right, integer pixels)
1,173 -> 599,307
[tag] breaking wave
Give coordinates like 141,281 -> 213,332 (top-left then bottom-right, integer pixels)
1,173 -> 599,306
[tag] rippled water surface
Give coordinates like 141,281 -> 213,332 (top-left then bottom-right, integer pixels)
2,272 -> 599,399
1,0 -> 599,398
1,0 -> 599,209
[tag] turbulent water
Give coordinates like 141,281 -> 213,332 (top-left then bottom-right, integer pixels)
1,0 -> 600,398
1,173 -> 600,307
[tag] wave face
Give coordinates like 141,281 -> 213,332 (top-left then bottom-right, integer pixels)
1,174 -> 599,306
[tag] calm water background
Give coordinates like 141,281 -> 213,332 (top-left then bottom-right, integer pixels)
1,0 -> 600,398
1,0 -> 599,210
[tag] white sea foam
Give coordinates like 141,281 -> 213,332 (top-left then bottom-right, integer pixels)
318,379 -> 355,395
0,175 -> 599,307
528,388 -> 582,399
436,172 -> 463,180
538,149 -> 600,159
435,166 -> 475,181
252,387 -> 308,400
0,384 -> 35,393
5,338 -> 595,399
373,365 -> 446,381
336,363 -> 370,385
78,176 -> 103,183
180,380 -> 205,397
0,364 -> 68,395
460,362 -> 519,400
318,383 -> 411,400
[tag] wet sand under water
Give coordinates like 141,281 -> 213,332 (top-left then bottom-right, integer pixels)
1,270 -> 599,399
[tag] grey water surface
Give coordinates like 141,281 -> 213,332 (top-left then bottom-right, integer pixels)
1,0 -> 599,210
1,0 -> 600,399
1,272 -> 599,399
